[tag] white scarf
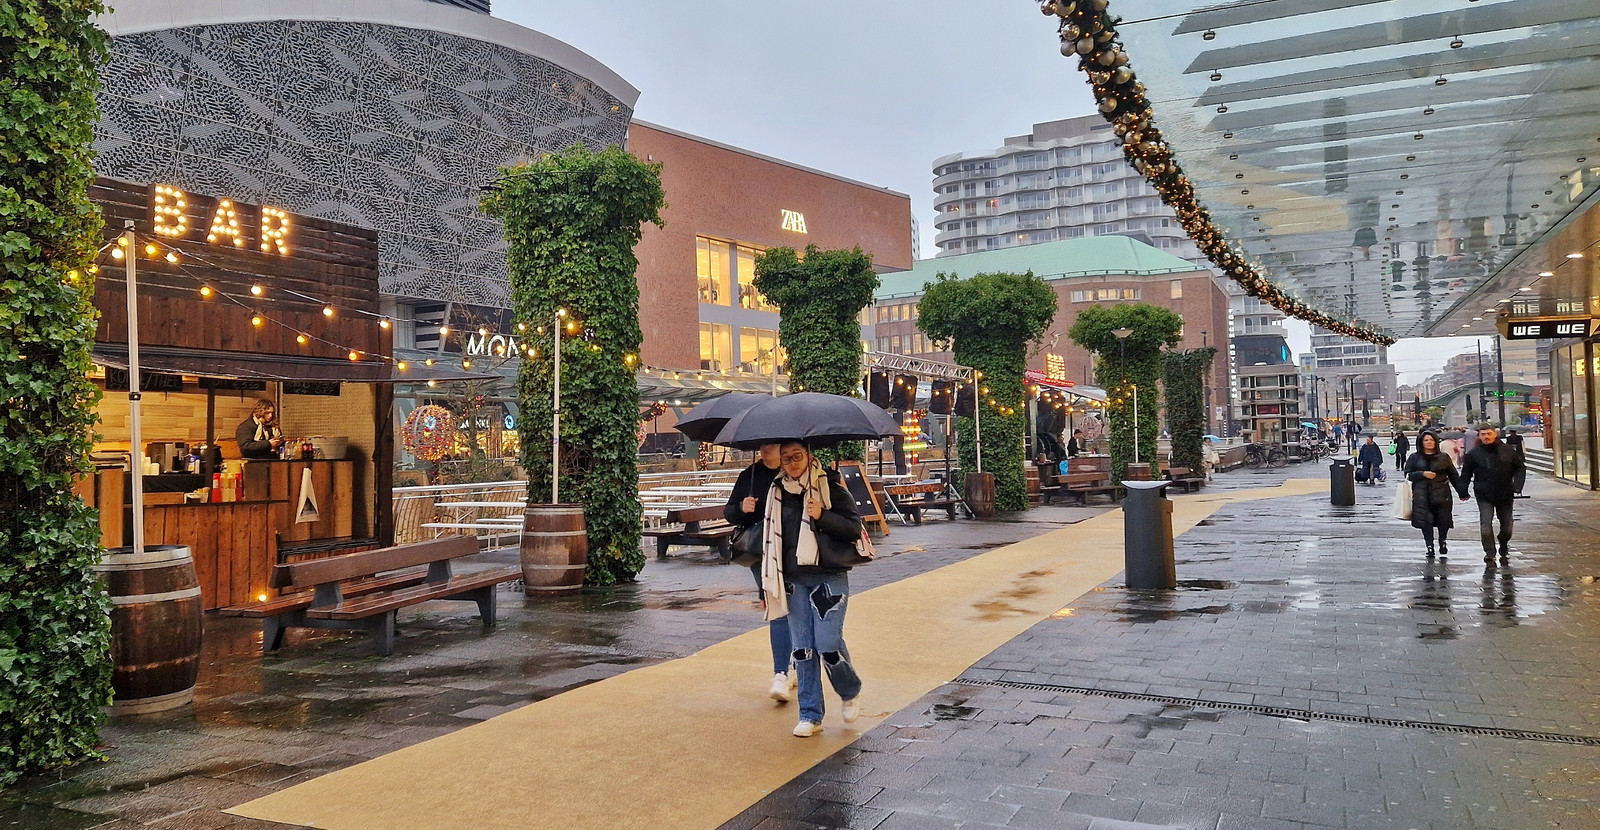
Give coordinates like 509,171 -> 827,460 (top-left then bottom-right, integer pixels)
253,416 -> 279,443
760,461 -> 831,622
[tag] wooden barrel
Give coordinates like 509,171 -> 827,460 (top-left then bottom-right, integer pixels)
1025,466 -> 1041,502
964,471 -> 996,519
95,545 -> 202,715
520,504 -> 588,596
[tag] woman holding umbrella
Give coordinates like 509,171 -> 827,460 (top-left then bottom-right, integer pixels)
1405,430 -> 1459,558
722,443 -> 794,703
762,440 -> 865,737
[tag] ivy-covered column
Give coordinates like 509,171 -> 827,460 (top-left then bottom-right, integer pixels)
917,272 -> 1057,512
1162,348 -> 1217,473
1069,304 -> 1183,482
481,146 -> 665,586
753,245 -> 879,462
0,0 -> 114,784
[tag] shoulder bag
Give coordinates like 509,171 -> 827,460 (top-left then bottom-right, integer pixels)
724,475 -> 762,567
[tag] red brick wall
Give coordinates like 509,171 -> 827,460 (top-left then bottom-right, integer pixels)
628,123 -> 913,370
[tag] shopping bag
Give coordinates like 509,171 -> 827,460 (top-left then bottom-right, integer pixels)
1392,480 -> 1412,521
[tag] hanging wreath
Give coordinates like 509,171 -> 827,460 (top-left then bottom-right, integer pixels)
404,404 -> 456,462
637,401 -> 668,448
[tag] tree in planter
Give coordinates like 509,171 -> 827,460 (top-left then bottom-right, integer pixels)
0,0 -> 114,784
1068,304 -> 1183,482
1161,348 -> 1217,474
917,271 -> 1057,512
481,145 -> 665,586
753,245 -> 879,464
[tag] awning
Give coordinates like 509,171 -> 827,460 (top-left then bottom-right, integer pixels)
92,343 -> 498,383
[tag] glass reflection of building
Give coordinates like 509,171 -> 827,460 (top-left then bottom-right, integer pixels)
1549,341 -> 1595,488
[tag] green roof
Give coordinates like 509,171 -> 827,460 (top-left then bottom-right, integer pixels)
877,236 -> 1205,299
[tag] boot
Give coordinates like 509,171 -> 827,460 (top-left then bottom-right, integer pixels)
1438,540 -> 1447,558
1425,544 -> 1435,558
1498,542 -> 1509,563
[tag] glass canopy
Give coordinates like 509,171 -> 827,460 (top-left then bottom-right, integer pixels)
1102,0 -> 1600,338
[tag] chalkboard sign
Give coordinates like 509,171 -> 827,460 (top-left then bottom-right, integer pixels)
198,377 -> 268,391
834,461 -> 887,535
283,381 -> 341,396
105,368 -> 184,393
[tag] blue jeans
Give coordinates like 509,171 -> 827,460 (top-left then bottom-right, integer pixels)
785,572 -> 862,724
750,564 -> 791,674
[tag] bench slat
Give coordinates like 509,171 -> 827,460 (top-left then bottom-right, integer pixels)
307,566 -> 521,620
281,536 -> 481,588
221,570 -> 431,617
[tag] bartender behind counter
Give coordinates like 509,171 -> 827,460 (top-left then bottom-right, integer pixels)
235,398 -> 285,458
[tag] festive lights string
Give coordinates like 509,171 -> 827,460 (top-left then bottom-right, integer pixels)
1039,0 -> 1395,346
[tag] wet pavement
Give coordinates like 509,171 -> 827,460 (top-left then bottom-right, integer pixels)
0,501 -> 1108,829
722,469 -> 1600,830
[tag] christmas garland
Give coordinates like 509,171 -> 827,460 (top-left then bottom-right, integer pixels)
1039,0 -> 1395,345
403,404 -> 456,462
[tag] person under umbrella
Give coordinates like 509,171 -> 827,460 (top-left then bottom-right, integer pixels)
1405,431 -> 1458,558
761,440 -> 865,737
721,442 -> 793,703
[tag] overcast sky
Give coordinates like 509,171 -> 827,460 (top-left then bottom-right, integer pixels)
495,0 -> 1493,387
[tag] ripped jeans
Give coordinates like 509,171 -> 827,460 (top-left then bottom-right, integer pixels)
785,572 -> 862,724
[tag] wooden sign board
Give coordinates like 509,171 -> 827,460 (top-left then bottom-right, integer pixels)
834,460 -> 889,536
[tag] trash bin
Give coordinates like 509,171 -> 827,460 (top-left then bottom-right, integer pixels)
1122,480 -> 1175,590
1329,457 -> 1356,506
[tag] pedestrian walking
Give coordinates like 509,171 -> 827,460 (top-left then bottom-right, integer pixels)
1456,425 -> 1525,567
1405,431 -> 1458,558
762,440 -> 865,737
1357,436 -> 1384,485
1392,430 -> 1409,471
1201,437 -> 1219,482
723,442 -> 794,703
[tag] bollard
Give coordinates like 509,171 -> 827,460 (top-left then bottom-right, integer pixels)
1329,457 -> 1356,506
1122,480 -> 1175,589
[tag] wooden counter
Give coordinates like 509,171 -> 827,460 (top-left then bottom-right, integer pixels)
88,459 -> 358,609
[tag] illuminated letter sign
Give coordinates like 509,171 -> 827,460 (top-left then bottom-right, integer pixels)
208,199 -> 245,247
781,209 -> 808,233
152,186 -> 188,237
1045,353 -> 1066,381
467,332 -> 519,357
260,206 -> 291,255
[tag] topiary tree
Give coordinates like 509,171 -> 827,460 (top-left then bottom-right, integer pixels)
753,245 -> 879,463
0,0 -> 114,784
481,145 -> 665,586
917,271 -> 1057,512
1161,348 -> 1217,474
1069,304 -> 1183,481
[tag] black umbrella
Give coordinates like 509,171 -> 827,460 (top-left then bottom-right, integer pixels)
711,392 -> 900,450
671,392 -> 771,442
1431,430 -> 1466,441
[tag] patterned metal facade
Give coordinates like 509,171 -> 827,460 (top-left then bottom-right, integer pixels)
94,20 -> 633,307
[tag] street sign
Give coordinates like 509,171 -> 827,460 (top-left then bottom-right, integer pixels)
1497,316 -> 1597,340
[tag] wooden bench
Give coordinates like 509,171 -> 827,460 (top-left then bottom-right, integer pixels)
219,536 -> 520,655
640,504 -> 735,558
1060,472 -> 1124,504
1036,465 -> 1065,505
1164,466 -> 1206,493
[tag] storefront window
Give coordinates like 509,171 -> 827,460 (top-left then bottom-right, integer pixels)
1574,346 -> 1591,486
699,322 -> 732,371
697,237 -> 730,305
735,245 -> 773,311
738,326 -> 780,375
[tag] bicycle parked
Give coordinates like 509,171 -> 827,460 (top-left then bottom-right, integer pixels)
1244,442 -> 1289,468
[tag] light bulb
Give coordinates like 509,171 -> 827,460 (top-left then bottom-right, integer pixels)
322,306 -> 334,317
251,315 -> 264,327
250,285 -> 263,296
199,286 -> 212,298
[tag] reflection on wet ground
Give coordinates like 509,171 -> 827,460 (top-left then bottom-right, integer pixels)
3,501 -> 1108,829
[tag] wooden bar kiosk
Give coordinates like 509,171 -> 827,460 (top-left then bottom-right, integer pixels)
80,178 -> 480,610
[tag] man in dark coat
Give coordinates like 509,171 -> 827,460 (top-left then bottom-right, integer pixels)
1502,428 -> 1527,496
1357,436 -> 1384,485
1456,425 -> 1525,566
1392,431 -> 1409,471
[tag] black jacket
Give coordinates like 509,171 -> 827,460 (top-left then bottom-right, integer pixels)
1405,450 -> 1457,530
723,462 -> 781,528
235,417 -> 279,458
1357,442 -> 1384,467
771,469 -> 863,576
1456,441 -> 1524,506
1394,434 -> 1410,458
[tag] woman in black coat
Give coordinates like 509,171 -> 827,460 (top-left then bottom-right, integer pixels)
1405,431 -> 1459,558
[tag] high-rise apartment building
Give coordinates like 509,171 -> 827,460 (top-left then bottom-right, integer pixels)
931,116 -> 1203,263
1308,328 -> 1398,428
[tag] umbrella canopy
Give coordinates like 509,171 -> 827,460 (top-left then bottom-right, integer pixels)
1203,434 -> 1222,441
711,392 -> 900,450
1300,422 -> 1318,429
1430,430 -> 1466,441
671,392 -> 772,442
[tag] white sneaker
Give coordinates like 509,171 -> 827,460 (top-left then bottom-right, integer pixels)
768,672 -> 792,703
841,697 -> 860,723
793,720 -> 820,738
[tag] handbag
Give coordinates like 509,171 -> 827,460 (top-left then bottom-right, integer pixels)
1392,480 -> 1413,521
816,520 -> 876,569
722,474 -> 762,567
1355,467 -> 1369,483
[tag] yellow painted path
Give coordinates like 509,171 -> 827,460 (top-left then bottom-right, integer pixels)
230,479 -> 1325,830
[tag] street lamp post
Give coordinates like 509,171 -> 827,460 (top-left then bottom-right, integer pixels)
1113,328 -> 1134,464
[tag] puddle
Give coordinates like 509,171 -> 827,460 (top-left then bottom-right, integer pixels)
929,703 -> 980,721
1176,579 -> 1236,591
1116,604 -> 1233,623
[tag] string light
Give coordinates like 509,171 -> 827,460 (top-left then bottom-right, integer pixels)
322,305 -> 334,318
250,284 -> 263,296
199,285 -> 212,298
